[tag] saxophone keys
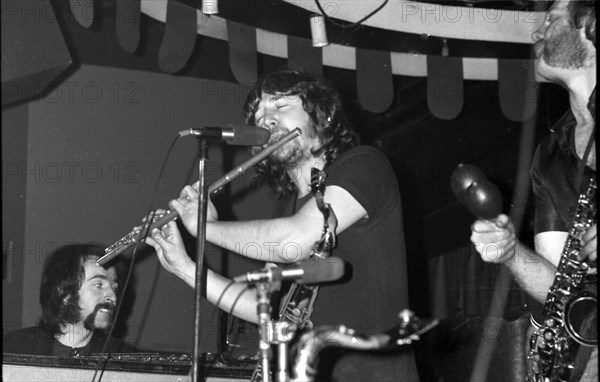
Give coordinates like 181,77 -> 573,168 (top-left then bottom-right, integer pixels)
543,330 -> 554,341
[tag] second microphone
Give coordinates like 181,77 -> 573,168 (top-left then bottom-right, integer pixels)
234,257 -> 345,285
178,124 -> 270,146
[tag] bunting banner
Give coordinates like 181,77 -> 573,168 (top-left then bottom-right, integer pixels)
116,0 -> 141,54
498,59 -> 538,122
427,55 -> 464,120
356,48 -> 394,113
157,0 -> 198,74
287,35 -> 323,76
139,0 -> 547,81
133,0 -> 550,120
69,0 -> 94,28
227,21 -> 258,86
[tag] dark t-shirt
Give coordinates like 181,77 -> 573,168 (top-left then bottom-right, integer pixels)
287,146 -> 419,382
3,326 -> 136,356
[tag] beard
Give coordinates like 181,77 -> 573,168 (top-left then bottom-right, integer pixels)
543,26 -> 591,70
271,143 -> 312,169
82,302 -> 116,332
253,127 -> 313,169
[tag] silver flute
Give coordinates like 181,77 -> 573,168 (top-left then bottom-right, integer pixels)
97,128 -> 301,266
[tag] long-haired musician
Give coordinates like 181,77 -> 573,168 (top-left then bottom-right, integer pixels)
3,243 -> 135,356
145,71 -> 421,381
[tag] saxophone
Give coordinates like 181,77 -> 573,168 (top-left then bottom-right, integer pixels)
249,167 -> 338,382
527,176 -> 597,382
289,310 -> 439,382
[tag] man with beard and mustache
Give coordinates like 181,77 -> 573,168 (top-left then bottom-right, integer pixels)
3,243 -> 135,356
145,71 -> 420,381
470,0 -> 596,380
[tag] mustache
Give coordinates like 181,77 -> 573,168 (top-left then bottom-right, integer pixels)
252,129 -> 297,153
95,302 -> 116,313
83,302 -> 116,331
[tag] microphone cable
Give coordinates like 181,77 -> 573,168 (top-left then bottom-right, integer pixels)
92,133 -> 186,382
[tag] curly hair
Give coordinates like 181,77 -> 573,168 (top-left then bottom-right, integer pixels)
568,1 -> 595,47
38,243 -> 125,336
243,71 -> 360,199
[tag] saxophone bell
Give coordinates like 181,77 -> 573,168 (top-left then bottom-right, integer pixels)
564,289 -> 597,346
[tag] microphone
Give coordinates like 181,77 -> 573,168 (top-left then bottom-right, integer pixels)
178,124 -> 270,146
234,257 -> 345,284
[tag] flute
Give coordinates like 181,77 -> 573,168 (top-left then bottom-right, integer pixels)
97,128 -> 302,266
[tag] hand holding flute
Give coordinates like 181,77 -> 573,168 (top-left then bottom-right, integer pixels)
97,128 -> 301,266
169,180 -> 218,238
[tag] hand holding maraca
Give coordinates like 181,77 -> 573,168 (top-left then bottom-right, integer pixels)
451,164 -> 517,264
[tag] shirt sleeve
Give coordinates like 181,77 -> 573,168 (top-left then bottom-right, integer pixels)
324,146 -> 399,222
530,142 -> 568,234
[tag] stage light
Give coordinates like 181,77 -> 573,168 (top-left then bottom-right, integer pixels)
202,0 -> 218,15
310,14 -> 329,47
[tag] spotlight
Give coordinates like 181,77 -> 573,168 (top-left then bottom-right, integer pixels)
202,0 -> 218,15
310,14 -> 329,47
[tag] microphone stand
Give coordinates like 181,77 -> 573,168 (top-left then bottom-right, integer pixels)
192,137 -> 210,382
255,281 -> 295,382
256,282 -> 273,382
